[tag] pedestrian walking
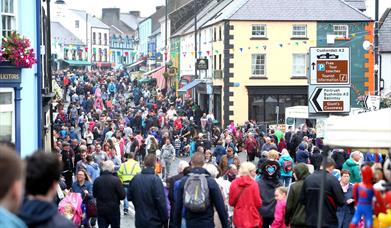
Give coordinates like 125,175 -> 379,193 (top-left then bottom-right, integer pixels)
161,139 -> 176,180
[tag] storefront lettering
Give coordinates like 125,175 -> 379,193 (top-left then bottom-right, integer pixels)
0,73 -> 20,80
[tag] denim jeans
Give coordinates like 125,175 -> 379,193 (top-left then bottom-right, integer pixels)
280,176 -> 292,187
163,159 -> 172,179
123,184 -> 129,210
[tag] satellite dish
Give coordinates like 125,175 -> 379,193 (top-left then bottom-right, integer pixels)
363,40 -> 373,51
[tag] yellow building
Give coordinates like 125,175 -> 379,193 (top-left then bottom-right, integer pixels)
204,0 -> 371,127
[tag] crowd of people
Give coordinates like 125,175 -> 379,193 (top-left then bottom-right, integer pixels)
0,68 -> 390,228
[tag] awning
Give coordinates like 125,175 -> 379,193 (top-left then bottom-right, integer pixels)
178,79 -> 203,92
150,66 -> 166,89
144,66 -> 164,76
63,60 -> 91,66
95,62 -> 112,67
127,60 -> 144,69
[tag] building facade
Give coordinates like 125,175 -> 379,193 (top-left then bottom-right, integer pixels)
379,8 -> 391,96
0,0 -> 41,156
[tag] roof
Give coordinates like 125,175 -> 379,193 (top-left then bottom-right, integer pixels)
343,0 -> 366,11
151,6 -> 166,32
69,9 -> 110,29
173,0 -> 233,37
379,8 -> 391,52
205,0 -> 370,24
51,22 -> 84,45
120,13 -> 143,31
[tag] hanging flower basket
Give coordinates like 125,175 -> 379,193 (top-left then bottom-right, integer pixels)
0,32 -> 37,68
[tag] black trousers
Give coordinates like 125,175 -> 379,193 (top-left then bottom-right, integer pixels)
63,171 -> 73,189
97,213 -> 120,228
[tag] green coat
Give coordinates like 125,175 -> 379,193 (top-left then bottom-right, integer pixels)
342,158 -> 362,183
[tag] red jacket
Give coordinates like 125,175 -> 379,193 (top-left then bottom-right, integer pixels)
229,176 -> 262,228
245,138 -> 258,153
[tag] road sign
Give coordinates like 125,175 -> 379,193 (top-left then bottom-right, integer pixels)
309,86 -> 351,113
364,95 -> 381,111
310,47 -> 350,85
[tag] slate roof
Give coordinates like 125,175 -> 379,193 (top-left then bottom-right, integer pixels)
51,22 -> 84,45
173,0 -> 234,37
120,13 -> 143,31
205,0 -> 370,23
379,8 -> 391,52
343,0 -> 366,11
69,9 -> 110,29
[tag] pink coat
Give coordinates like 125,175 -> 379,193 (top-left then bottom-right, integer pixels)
271,199 -> 287,228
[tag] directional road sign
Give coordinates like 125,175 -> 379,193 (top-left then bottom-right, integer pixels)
310,47 -> 350,85
309,86 -> 351,113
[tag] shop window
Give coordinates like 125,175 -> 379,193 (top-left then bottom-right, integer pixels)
98,33 -> 102,45
0,88 -> 15,142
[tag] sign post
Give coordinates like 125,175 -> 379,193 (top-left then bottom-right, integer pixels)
309,47 -> 351,115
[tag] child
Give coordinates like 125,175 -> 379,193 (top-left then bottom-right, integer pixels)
174,135 -> 182,157
271,186 -> 288,228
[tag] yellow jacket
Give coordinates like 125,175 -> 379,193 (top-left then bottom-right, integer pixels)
117,159 -> 141,183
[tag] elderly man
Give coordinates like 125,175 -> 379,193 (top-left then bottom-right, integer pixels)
342,151 -> 362,183
93,160 -> 125,228
0,145 -> 26,228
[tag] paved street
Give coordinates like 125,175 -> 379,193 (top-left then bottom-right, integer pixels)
120,152 -> 249,227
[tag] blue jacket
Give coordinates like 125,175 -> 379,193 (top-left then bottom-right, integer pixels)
213,145 -> 226,164
296,149 -> 309,164
86,163 -> 100,182
0,207 -> 26,228
173,167 -> 228,228
128,167 -> 169,228
72,181 -> 93,200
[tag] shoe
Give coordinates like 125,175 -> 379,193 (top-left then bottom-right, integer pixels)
124,209 -> 129,215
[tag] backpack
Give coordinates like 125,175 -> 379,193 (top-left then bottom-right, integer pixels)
282,160 -> 293,173
183,173 -> 210,212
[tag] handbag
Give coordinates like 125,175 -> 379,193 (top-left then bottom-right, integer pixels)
86,198 -> 97,218
155,159 -> 162,174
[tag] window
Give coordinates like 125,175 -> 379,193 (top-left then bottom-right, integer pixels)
213,27 -> 216,41
103,48 -> 107,62
93,32 -> 96,45
98,33 -> 102,45
334,25 -> 349,38
219,26 -> 222,40
251,54 -> 266,77
292,25 -> 307,37
292,54 -> 307,76
214,55 -> 216,70
0,88 -> 15,142
75,20 -> 79,28
98,48 -> 102,61
252,24 -> 266,38
104,33 -> 107,45
1,0 -> 16,37
219,54 -> 222,70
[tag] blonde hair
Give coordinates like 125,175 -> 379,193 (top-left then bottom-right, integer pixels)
203,164 -> 219,178
238,162 -> 256,176
101,160 -> 115,173
267,150 -> 280,160
276,186 -> 288,195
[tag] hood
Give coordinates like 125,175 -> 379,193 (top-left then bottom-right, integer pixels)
280,154 -> 291,160
237,175 -> 255,187
298,143 -> 306,150
18,200 -> 57,226
345,158 -> 358,167
293,163 -> 309,180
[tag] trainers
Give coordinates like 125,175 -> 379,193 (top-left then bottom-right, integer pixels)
124,209 -> 129,215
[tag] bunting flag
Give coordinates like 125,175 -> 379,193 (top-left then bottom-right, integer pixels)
214,50 -> 219,54
117,51 -> 121,56
263,45 -> 267,50
198,51 -> 202,56
191,51 -> 195,57
93,48 -> 97,53
295,42 -> 299,46
125,52 -> 129,56
85,47 -> 88,51
239,48 -> 243,53
206,50 -> 211,56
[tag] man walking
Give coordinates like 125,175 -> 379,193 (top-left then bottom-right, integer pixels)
117,152 -> 141,215
0,145 -> 27,228
174,152 -> 228,228
300,158 -> 345,228
161,139 -> 175,180
93,161 -> 125,228
61,142 -> 74,189
128,154 -> 169,228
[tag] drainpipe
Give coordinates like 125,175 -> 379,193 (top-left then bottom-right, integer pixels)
36,0 -> 43,149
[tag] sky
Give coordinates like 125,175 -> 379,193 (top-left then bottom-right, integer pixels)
65,0 -> 166,18
64,0 -> 391,19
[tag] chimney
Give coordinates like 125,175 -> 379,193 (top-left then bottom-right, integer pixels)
129,11 -> 140,17
102,8 -> 120,22
155,6 -> 164,12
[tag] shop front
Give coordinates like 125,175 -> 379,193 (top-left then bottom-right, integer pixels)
247,86 -> 308,125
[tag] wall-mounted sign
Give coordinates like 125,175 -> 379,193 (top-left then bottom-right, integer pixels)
0,63 -> 21,84
310,47 -> 350,85
309,86 -> 351,113
196,58 -> 208,70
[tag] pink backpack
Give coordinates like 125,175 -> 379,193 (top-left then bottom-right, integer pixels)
58,192 -> 83,225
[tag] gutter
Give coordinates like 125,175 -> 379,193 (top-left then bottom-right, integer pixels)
36,0 -> 43,149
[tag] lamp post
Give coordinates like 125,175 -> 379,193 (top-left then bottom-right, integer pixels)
374,0 -> 379,95
165,0 -> 168,74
